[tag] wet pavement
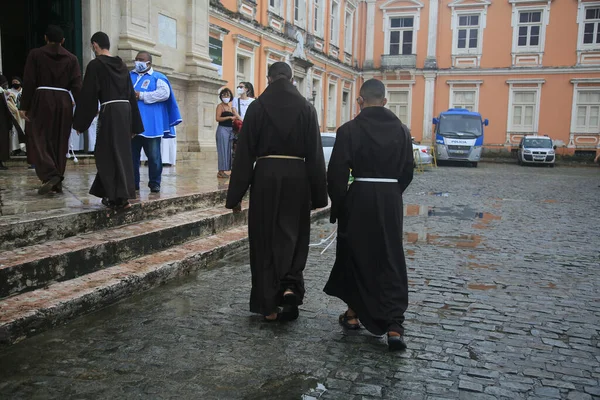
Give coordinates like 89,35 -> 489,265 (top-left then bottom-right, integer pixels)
0,159 -> 228,219
1,163 -> 600,399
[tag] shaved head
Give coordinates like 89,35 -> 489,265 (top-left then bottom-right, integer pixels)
359,79 -> 386,105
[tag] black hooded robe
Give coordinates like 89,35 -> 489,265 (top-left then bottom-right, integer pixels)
73,55 -> 143,202
323,107 -> 414,336
225,79 -> 328,315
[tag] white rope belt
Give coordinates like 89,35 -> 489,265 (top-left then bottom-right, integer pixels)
36,86 -> 69,93
257,155 -> 305,161
354,178 -> 398,183
101,100 -> 129,106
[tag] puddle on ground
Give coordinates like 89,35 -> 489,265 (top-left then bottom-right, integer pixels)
404,232 -> 483,248
404,204 -> 431,217
468,283 -> 497,290
409,205 -> 502,224
244,374 -> 327,400
466,262 -> 491,270
473,212 -> 502,230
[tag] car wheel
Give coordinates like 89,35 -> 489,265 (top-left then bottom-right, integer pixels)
472,162 -> 478,168
549,163 -> 555,168
517,157 -> 522,165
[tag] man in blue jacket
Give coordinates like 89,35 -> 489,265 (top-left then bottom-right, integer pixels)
130,51 -> 181,193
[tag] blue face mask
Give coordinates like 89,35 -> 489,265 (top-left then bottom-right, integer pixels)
135,61 -> 149,73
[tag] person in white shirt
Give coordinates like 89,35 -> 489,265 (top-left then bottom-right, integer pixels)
234,82 -> 255,120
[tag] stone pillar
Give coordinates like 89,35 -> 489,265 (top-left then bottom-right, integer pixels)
181,0 -> 225,156
422,72 -> 436,143
117,0 -> 159,63
364,0 -> 376,68
424,0 -> 439,69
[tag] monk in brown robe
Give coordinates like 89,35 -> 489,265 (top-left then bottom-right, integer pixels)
20,25 -> 82,194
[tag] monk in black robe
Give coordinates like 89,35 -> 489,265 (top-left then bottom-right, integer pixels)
19,25 -> 82,194
73,31 -> 143,210
226,62 -> 328,322
324,79 -> 414,351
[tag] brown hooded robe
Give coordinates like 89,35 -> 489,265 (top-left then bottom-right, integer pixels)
20,44 -> 82,183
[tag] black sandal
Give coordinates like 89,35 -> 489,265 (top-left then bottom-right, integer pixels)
339,311 -> 360,330
101,198 -> 115,209
282,290 -> 298,306
387,332 -> 407,352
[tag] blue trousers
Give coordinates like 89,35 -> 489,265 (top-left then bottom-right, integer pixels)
131,135 -> 162,188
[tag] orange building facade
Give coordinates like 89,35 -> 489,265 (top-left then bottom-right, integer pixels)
209,0 -> 362,132
210,0 -> 600,153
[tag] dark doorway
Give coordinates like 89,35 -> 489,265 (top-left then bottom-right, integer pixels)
0,0 -> 82,80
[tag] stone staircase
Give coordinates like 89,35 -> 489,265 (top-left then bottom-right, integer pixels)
0,190 -> 329,346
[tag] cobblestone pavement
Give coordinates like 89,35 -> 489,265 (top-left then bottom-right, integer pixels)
0,163 -> 599,400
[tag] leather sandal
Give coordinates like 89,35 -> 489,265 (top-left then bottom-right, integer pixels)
339,311 -> 360,330
387,332 -> 407,352
282,290 -> 298,306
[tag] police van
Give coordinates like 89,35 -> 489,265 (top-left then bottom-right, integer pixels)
433,108 -> 489,167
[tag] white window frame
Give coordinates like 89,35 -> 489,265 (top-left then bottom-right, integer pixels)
294,0 -> 306,29
507,81 -> 543,133
269,0 -> 282,15
313,0 -> 324,37
341,89 -> 351,124
449,89 -> 479,112
383,12 -> 420,56
571,86 -> 600,134
451,9 -> 485,56
235,48 -> 255,85
330,0 -> 340,46
327,80 -> 338,128
511,4 -> 550,55
577,1 -> 600,51
386,89 -> 412,128
344,8 -> 355,54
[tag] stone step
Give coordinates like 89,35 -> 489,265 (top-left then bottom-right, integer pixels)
0,207 -> 330,346
0,203 -> 249,299
0,190 -> 228,251
4,154 -> 96,167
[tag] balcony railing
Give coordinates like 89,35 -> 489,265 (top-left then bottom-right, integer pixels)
381,54 -> 417,69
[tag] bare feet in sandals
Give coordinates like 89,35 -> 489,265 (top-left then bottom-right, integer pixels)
339,309 -> 360,330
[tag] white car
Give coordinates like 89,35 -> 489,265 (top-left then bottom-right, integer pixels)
321,132 -> 336,168
517,135 -> 556,167
322,133 -> 433,168
412,141 -> 434,165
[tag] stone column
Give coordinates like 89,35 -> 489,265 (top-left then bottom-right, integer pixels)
116,0 -> 159,63
424,0 -> 439,69
181,0 -> 225,156
422,72 -> 436,143
364,0 -> 376,68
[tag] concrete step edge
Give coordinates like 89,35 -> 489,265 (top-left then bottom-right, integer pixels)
0,204 -> 249,299
0,189 -> 228,251
0,206 -> 330,346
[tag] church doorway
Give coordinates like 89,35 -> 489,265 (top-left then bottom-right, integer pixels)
0,0 -> 82,80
